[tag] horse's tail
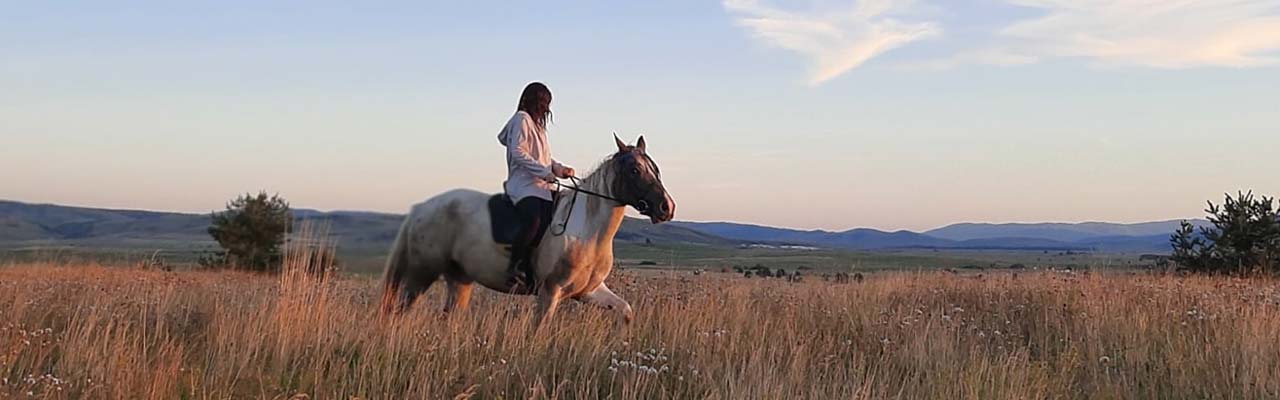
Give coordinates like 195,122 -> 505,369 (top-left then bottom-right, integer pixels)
379,215 -> 414,315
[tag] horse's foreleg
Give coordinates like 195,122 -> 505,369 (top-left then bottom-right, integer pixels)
443,280 -> 474,314
575,283 -> 634,325
533,286 -> 564,330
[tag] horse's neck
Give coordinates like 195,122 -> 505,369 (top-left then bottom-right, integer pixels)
566,167 -> 626,243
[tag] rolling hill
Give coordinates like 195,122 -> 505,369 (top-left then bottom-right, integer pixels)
671,220 -> 1192,252
924,220 -> 1208,242
2,200 -> 1194,255
0,200 -> 734,253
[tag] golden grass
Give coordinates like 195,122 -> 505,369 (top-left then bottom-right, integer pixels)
3,262 -> 1280,399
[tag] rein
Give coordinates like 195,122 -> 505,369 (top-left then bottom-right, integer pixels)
550,176 -> 628,237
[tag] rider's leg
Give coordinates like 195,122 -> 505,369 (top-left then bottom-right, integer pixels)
509,196 -> 553,286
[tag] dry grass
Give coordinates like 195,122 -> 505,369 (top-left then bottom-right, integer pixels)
3,261 -> 1280,399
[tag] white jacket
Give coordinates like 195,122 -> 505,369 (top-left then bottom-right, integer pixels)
497,111 -> 568,202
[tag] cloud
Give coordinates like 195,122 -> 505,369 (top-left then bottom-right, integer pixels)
895,48 -> 1038,71
998,0 -> 1280,68
723,0 -> 941,85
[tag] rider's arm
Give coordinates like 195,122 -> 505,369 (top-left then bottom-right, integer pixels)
507,116 -> 555,181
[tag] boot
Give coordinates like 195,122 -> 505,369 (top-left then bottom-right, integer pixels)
506,256 -> 532,289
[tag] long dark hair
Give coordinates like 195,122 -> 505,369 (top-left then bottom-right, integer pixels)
517,82 -> 553,130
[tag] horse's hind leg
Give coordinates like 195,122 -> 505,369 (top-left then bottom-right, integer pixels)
385,269 -> 440,315
443,279 -> 474,314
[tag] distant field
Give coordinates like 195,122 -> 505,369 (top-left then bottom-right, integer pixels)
614,243 -> 1154,274
0,243 -> 1160,277
4,262 -> 1275,398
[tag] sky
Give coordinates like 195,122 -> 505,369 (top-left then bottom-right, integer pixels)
2,0 -> 1278,232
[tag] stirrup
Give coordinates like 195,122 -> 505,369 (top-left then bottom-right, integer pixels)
506,263 -> 531,286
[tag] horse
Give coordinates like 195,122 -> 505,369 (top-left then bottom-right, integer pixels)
379,135 -> 675,326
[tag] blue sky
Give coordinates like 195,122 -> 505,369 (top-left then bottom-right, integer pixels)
3,1 -> 1279,231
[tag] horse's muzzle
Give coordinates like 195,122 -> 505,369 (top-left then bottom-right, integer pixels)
643,194 -> 675,224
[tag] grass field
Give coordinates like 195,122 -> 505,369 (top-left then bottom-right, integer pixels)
3,260 -> 1279,399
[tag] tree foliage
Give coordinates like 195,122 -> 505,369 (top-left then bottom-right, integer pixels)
207,192 -> 291,272
1170,191 -> 1280,274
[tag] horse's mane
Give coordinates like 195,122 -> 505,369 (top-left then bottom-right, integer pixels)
560,154 -> 621,200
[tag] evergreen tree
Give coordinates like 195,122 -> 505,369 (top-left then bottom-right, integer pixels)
208,192 -> 291,272
1171,192 -> 1280,274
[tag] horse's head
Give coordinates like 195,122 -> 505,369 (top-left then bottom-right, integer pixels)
610,134 -> 675,224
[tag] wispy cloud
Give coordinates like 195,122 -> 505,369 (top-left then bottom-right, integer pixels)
723,0 -> 941,85
726,0 -> 1280,78
998,0 -> 1280,68
895,48 -> 1037,71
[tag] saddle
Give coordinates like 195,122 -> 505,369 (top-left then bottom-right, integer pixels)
487,194 -> 556,245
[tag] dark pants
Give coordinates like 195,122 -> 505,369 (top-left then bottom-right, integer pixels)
510,196 -> 555,280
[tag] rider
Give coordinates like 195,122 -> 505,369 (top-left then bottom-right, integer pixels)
497,82 -> 575,287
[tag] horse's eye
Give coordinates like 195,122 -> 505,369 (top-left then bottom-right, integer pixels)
631,167 -> 640,175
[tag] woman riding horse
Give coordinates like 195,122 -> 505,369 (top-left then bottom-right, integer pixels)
497,82 -> 576,288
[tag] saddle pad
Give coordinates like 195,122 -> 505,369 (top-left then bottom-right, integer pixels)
488,194 -> 522,245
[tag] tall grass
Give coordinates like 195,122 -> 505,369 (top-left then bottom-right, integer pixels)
2,260 -> 1280,398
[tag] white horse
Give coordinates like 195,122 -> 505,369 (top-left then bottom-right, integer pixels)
379,135 -> 675,325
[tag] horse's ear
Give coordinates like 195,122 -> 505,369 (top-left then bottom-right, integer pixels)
636,135 -> 646,151
614,133 -> 628,152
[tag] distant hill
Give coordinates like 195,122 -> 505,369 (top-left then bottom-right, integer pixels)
0,200 -> 734,252
925,220 -> 1208,242
669,222 -> 952,249
670,221 -> 970,250
672,220 -> 1194,252
1,199 -> 1197,254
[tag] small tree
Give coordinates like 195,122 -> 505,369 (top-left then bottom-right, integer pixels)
1170,191 -> 1280,274
208,192 -> 291,272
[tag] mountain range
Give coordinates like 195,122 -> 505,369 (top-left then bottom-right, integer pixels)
0,200 -> 722,252
1,200 -> 1201,254
669,219 -> 1207,253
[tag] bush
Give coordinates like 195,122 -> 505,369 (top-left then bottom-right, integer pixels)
207,192 -> 292,272
1171,191 -> 1280,274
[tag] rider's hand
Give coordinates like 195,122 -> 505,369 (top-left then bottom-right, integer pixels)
559,167 -> 576,179
542,173 -> 559,183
